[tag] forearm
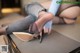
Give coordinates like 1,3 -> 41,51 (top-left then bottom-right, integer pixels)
44,0 -> 62,29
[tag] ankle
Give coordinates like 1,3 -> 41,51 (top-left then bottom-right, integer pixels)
34,22 -> 42,33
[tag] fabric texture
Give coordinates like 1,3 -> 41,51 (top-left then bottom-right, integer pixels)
25,2 -> 46,17
6,15 -> 37,34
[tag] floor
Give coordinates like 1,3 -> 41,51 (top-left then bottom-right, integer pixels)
0,13 -> 24,25
10,30 -> 80,53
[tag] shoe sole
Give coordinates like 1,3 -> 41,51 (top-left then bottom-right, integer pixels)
13,32 -> 33,42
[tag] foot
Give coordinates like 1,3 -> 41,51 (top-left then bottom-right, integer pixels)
29,23 -> 41,37
29,23 -> 43,42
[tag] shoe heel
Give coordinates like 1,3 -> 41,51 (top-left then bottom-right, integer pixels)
39,29 -> 44,43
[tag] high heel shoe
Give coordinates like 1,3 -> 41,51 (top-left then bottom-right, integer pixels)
13,32 -> 34,41
12,23 -> 44,43
29,23 -> 45,43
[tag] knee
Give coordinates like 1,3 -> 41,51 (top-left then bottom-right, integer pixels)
59,6 -> 80,19
59,6 -> 80,24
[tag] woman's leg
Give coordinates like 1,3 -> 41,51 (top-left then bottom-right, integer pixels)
48,6 -> 80,24
0,15 -> 37,35
32,12 -> 54,34
24,2 -> 46,17
58,0 -> 77,13
59,6 -> 80,24
46,0 -> 80,25
57,0 -> 80,24
38,11 -> 65,25
29,0 -> 80,35
37,6 -> 80,25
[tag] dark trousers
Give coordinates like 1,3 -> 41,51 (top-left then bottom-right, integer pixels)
6,15 -> 37,34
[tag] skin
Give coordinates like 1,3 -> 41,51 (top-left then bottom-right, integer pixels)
59,6 -> 80,24
35,12 -> 54,32
38,0 -> 80,33
57,0 -> 80,24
